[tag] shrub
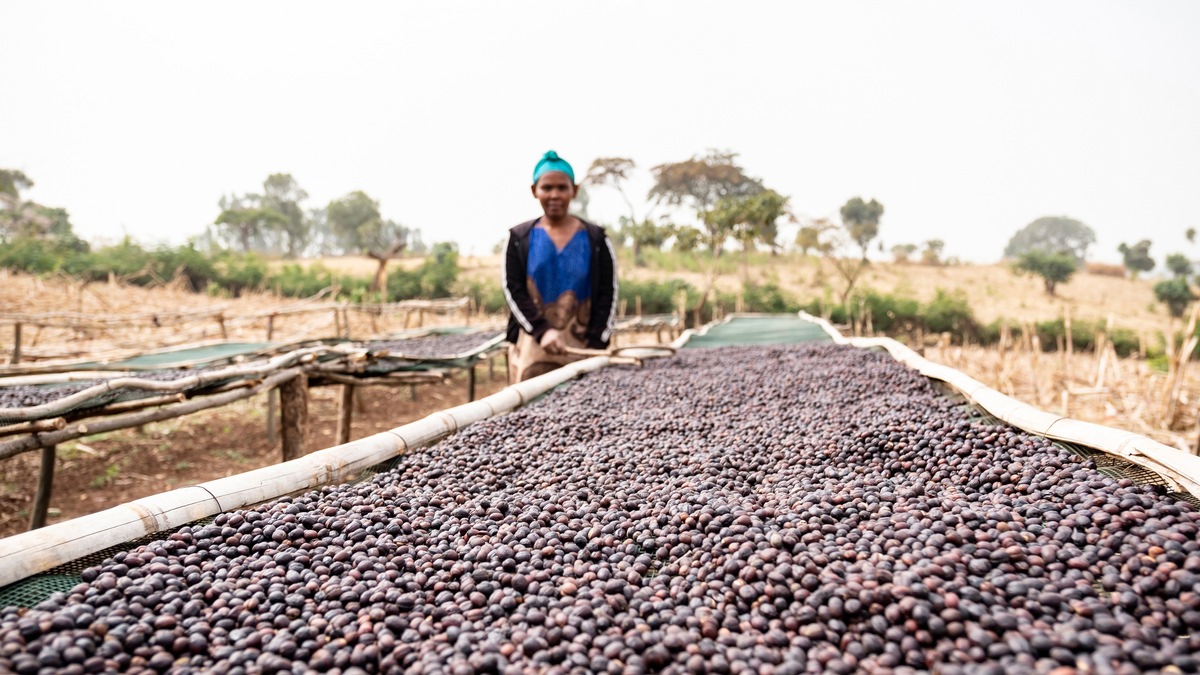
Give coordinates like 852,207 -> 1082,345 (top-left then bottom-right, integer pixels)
923,289 -> 976,335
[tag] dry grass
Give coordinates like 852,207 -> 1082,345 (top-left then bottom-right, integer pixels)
0,270 -> 480,364
461,253 -> 1168,332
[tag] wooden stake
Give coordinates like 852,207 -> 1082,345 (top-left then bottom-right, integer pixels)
280,373 -> 309,461
1063,305 -> 1072,387
636,295 -> 643,317
266,389 -> 279,445
336,384 -> 354,445
266,314 -> 276,341
216,314 -> 228,340
12,323 -> 22,365
29,445 -> 56,530
468,365 -> 477,402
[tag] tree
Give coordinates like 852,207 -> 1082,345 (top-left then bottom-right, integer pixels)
586,157 -> 637,224
921,239 -> 946,266
0,169 -> 84,250
213,194 -> 288,253
623,219 -> 676,265
1117,240 -> 1155,278
1004,216 -> 1095,263
648,150 -> 763,220
891,244 -> 918,264
1165,253 -> 1193,278
260,173 -> 311,258
673,227 -> 702,253
649,150 -> 764,316
839,197 -> 884,261
1155,278 -> 1194,318
327,190 -> 413,294
1013,250 -> 1078,296
795,224 -> 830,257
816,223 -> 869,305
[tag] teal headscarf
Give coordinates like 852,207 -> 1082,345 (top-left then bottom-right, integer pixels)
532,150 -> 575,185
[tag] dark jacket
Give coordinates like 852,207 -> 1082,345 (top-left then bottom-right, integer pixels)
504,218 -> 618,349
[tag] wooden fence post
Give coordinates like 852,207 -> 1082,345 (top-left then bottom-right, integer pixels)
336,384 -> 354,445
266,314 -> 276,341
30,445 -> 56,530
468,364 -> 477,402
12,323 -> 22,365
280,374 -> 309,461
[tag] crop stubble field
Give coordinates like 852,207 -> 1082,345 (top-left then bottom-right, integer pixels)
2,344 -> 1198,674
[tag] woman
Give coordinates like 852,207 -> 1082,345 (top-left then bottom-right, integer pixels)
504,150 -> 618,382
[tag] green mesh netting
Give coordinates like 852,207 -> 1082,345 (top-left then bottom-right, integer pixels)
683,316 -> 833,348
73,342 -> 275,371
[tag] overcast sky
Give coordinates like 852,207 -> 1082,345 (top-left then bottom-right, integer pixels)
4,1 -> 1199,263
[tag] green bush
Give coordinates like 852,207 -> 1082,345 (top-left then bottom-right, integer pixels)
455,279 -> 507,314
742,282 -> 801,314
923,289 -> 976,335
619,278 -> 698,315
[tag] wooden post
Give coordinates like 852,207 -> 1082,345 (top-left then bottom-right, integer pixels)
488,353 -> 496,380
216,314 -> 228,340
1063,305 -> 1072,389
336,384 -> 354,445
468,364 -> 477,402
266,390 -> 279,445
266,314 -> 276,341
29,445 -> 56,530
341,308 -> 351,339
636,296 -> 643,317
333,308 -> 342,338
12,323 -> 22,365
279,374 -> 309,461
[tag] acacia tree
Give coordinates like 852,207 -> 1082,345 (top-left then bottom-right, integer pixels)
891,244 -> 917,264
586,157 -> 637,225
1118,240 -> 1155,279
326,191 -> 413,294
1165,253 -> 1192,278
840,197 -> 884,261
260,173 -> 311,258
921,240 -> 946,266
649,150 -> 764,314
1004,216 -> 1095,263
213,194 -> 288,253
1014,250 -> 1078,296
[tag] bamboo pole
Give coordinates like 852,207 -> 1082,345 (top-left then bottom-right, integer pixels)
29,445 -> 56,530
280,373 -> 309,461
0,369 -> 300,461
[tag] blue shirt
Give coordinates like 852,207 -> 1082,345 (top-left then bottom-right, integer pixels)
527,227 -> 591,305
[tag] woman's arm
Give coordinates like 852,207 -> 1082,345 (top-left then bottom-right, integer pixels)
586,233 -> 619,349
503,231 -> 550,341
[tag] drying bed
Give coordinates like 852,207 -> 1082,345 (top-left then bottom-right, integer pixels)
2,344 -> 1198,674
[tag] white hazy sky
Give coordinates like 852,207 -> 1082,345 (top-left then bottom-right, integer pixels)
4,1 -> 1199,264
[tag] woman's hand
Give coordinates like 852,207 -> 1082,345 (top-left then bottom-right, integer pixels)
539,328 -> 566,355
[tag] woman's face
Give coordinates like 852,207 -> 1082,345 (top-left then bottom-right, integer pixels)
531,172 -> 576,219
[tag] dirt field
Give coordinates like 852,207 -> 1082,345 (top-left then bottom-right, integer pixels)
0,366 -> 509,538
